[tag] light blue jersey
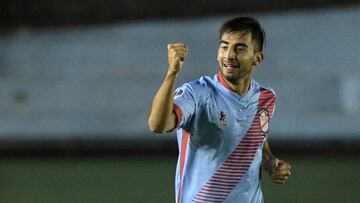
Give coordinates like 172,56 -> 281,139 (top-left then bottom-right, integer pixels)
172,72 -> 276,203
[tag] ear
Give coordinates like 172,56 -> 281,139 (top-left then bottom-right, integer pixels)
253,52 -> 264,66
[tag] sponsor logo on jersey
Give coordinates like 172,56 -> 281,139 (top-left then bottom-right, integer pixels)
258,108 -> 269,134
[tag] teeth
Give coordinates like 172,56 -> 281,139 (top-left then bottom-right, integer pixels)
224,64 -> 239,68
224,60 -> 239,67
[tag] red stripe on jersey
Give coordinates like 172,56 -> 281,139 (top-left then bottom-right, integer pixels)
217,72 -> 234,92
192,87 -> 276,202
177,129 -> 190,203
259,87 -> 276,119
173,104 -> 183,128
217,71 -> 251,93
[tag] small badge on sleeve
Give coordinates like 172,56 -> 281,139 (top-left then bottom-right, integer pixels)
174,88 -> 185,99
258,108 -> 269,133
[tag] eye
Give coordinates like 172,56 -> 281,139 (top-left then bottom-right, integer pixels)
236,47 -> 247,53
220,45 -> 228,51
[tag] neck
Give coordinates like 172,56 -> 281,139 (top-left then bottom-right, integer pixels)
224,75 -> 252,97
217,71 -> 253,97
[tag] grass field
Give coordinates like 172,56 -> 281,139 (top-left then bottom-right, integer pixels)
0,153 -> 358,203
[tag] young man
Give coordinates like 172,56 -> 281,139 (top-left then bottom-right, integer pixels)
148,17 -> 291,203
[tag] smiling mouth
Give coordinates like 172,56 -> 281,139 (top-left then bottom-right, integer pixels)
224,63 -> 240,68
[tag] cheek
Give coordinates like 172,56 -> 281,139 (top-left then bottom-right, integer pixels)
237,54 -> 254,64
217,51 -> 223,62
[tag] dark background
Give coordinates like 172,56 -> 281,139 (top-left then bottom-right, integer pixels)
1,0 -> 359,28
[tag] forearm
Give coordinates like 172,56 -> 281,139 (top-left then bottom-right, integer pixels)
262,140 -> 276,171
149,42 -> 187,133
148,69 -> 178,133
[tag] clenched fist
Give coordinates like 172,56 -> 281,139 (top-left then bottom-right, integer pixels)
268,158 -> 292,184
167,43 -> 188,73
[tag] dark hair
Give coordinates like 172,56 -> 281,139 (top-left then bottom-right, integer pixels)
220,17 -> 266,51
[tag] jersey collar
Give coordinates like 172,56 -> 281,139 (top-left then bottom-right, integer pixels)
216,71 -> 252,95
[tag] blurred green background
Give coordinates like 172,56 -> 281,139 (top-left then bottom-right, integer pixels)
1,153 -> 359,203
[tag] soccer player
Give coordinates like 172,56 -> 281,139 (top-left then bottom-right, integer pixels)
148,17 -> 291,203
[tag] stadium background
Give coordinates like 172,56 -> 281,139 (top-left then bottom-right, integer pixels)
0,0 -> 359,202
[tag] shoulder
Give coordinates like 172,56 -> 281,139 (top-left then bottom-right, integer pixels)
184,75 -> 217,92
176,75 -> 216,102
253,80 -> 276,98
187,74 -> 216,86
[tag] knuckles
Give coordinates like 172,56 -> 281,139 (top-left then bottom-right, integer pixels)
167,43 -> 188,62
167,43 -> 188,51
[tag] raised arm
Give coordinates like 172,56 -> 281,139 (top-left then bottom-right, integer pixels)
148,43 -> 188,133
262,140 -> 292,184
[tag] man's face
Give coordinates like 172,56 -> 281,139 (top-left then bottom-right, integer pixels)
217,31 -> 263,84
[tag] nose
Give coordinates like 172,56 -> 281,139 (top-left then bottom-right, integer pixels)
225,48 -> 235,60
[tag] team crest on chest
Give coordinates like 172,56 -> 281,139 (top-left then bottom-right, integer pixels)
218,111 -> 227,128
258,108 -> 270,133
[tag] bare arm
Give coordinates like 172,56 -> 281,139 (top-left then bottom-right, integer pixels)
262,140 -> 276,171
262,140 -> 292,184
148,43 -> 188,133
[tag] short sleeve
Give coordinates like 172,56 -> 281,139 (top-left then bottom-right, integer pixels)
172,83 -> 196,130
268,89 -> 276,120
270,102 -> 276,120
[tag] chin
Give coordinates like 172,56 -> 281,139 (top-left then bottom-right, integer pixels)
225,76 -> 240,83
222,71 -> 239,83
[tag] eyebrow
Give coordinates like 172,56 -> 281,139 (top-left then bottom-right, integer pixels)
220,40 -> 229,44
220,40 -> 248,48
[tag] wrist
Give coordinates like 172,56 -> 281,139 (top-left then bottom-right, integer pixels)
167,67 -> 180,76
263,156 -> 275,172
